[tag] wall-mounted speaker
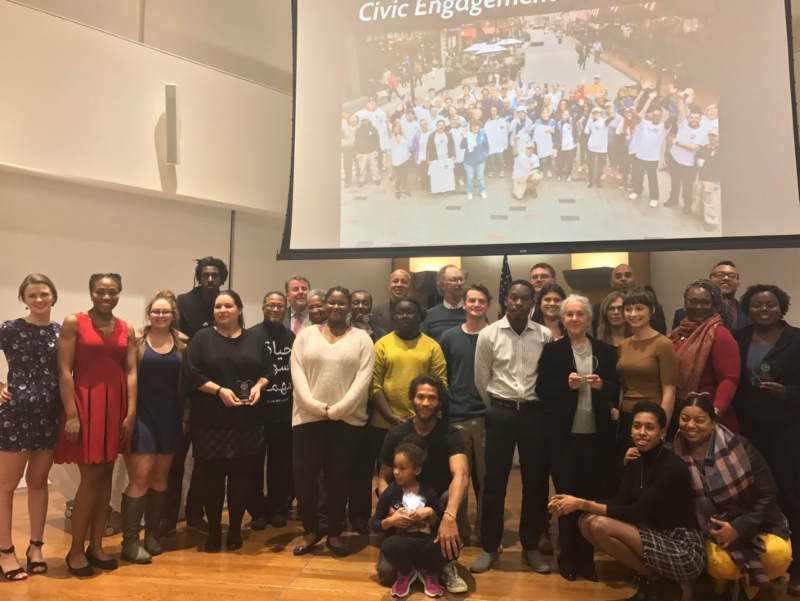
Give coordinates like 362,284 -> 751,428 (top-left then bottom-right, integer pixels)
165,84 -> 180,165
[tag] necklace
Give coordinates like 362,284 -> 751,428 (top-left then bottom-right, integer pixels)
640,445 -> 664,489
572,341 -> 589,355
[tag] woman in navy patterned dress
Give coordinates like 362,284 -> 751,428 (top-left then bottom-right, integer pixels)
0,274 -> 61,581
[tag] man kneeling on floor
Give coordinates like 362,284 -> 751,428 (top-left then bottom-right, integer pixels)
375,373 -> 470,595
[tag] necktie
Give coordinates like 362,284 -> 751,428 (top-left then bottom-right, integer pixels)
293,313 -> 303,335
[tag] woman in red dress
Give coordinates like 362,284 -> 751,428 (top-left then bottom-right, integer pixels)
55,274 -> 137,577
667,279 -> 740,438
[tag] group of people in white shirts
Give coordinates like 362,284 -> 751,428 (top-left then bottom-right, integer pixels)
342,80 -> 720,222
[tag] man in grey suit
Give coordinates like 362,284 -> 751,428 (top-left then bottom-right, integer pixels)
283,275 -> 311,334
372,269 -> 412,332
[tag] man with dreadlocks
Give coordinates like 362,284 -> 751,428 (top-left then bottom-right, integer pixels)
177,256 -> 229,339
161,257 -> 229,537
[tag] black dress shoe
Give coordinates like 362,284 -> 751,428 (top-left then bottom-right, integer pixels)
293,532 -> 325,556
85,549 -> 118,570
326,540 -> 350,558
351,519 -> 371,536
203,533 -> 222,553
270,514 -> 288,528
65,554 -> 94,578
578,568 -> 598,582
249,517 -> 268,531
226,530 -> 243,551
560,570 -> 578,582
187,518 -> 209,533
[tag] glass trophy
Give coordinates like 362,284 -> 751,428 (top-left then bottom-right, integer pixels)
234,380 -> 254,401
752,361 -> 780,384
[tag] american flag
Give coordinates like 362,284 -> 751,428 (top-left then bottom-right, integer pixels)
498,255 -> 513,319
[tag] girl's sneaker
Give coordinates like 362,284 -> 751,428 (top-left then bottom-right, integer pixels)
420,569 -> 444,598
391,569 -> 418,598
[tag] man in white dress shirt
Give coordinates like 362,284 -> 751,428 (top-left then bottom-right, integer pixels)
470,280 -> 554,574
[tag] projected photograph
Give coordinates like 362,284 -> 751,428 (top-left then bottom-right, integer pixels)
339,4 -> 720,249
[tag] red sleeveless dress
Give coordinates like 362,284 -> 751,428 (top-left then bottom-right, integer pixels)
55,313 -> 130,464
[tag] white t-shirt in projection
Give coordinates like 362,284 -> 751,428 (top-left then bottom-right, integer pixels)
433,132 -> 450,160
700,116 -> 719,133
513,152 -> 540,179
558,121 -> 577,151
635,120 -> 671,162
428,159 -> 456,193
485,118 -> 510,154
532,121 -> 555,158
389,135 -> 412,167
670,121 -> 708,167
450,127 -> 466,163
400,119 -> 420,140
584,117 -> 610,153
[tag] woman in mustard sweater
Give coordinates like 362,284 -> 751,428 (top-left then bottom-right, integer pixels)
370,297 -> 448,466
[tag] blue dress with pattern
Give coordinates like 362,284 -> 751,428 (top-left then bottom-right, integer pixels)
0,318 -> 62,451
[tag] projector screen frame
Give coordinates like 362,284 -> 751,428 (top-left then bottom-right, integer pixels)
279,0 -> 800,261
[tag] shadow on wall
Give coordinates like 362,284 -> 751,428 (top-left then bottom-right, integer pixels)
154,111 -> 178,194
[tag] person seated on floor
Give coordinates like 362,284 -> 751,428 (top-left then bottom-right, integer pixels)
372,434 -> 447,598
549,401 -> 705,601
673,395 -> 792,601
375,373 -> 469,595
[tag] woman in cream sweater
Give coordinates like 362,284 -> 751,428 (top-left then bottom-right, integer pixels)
290,286 -> 375,558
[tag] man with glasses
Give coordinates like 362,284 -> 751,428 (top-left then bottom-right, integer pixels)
247,291 -> 295,530
671,261 -> 752,330
529,263 -> 557,297
373,269 -> 412,333
421,265 -> 467,342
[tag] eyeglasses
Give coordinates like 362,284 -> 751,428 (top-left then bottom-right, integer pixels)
446,277 -> 466,284
264,304 -> 286,310
607,306 -> 623,313
529,275 -> 552,281
150,310 -> 173,316
711,272 -> 739,281
686,299 -> 713,309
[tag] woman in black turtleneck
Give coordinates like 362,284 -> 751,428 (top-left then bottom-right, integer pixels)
550,401 -> 704,601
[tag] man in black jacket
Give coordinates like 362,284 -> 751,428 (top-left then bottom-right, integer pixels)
162,257 -> 228,535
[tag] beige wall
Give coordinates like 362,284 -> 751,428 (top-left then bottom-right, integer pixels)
15,0 -> 294,92
0,1 -> 292,216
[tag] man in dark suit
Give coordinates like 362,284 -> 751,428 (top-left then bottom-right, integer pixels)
591,264 -> 667,335
283,275 -> 310,334
372,269 -> 411,332
672,260 -> 752,331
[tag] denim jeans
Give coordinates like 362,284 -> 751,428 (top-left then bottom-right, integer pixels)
464,161 -> 486,195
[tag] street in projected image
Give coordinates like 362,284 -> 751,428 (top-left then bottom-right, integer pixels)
339,7 -> 720,249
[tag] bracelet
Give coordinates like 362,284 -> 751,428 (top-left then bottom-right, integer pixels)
444,510 -> 457,521
215,386 -> 222,397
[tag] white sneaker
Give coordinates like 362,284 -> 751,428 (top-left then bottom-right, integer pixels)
467,194 -> 473,200
566,176 -> 572,182
441,561 -> 468,594
557,176 -> 562,182
649,199 -> 659,208
458,179 -> 465,186
480,192 -> 487,199
547,170 -> 553,178
629,193 -> 638,200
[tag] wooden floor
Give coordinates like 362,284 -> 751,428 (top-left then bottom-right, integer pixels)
4,469 -> 794,600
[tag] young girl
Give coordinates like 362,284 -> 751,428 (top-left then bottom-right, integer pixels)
371,435 -> 445,598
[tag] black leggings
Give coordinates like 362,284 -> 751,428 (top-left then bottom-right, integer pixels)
196,456 -> 257,538
381,533 -> 448,574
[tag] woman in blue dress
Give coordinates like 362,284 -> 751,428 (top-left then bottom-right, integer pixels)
121,291 -> 187,564
0,274 -> 61,581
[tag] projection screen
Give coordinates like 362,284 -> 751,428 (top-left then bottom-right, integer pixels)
281,0 -> 800,259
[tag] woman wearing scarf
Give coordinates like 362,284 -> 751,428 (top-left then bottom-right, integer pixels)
674,396 -> 792,600
667,280 -> 740,438
460,119 -> 490,200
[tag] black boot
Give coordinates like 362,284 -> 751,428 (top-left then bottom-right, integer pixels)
120,494 -> 152,564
